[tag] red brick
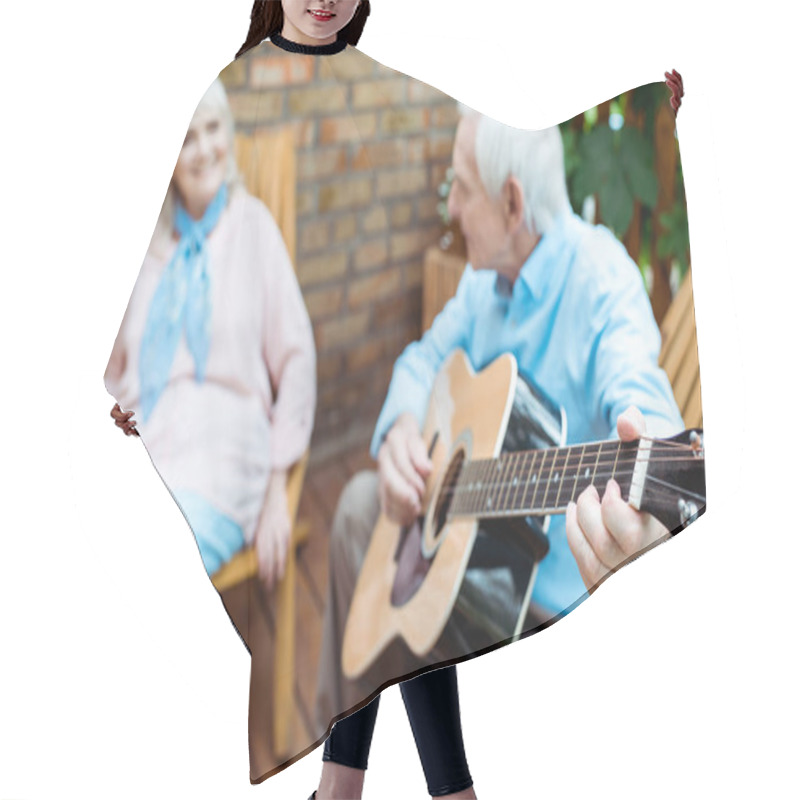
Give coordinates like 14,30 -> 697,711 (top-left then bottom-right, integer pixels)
317,352 -> 344,383
319,113 -> 378,144
298,221 -> 331,255
348,268 -> 402,308
297,251 -> 348,287
304,285 -> 344,320
333,214 -> 358,243
426,133 -> 456,160
390,226 -> 439,262
228,91 -> 283,124
417,195 -> 441,223
406,137 -> 427,164
380,108 -> 428,136
361,206 -> 388,234
250,55 -> 314,88
431,104 -> 460,129
376,167 -> 428,199
346,339 -> 385,372
315,309 -> 370,350
390,202 -> 413,227
289,85 -> 348,115
298,147 -> 347,181
297,188 -> 316,217
352,140 -> 405,170
352,79 -> 407,109
319,178 -> 373,212
373,289 -> 422,330
323,50 -> 376,81
354,238 -> 389,272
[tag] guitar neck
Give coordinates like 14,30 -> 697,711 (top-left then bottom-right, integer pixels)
449,439 -> 643,519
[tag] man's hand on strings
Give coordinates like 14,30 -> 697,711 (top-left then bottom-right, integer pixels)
566,405 -> 670,591
377,412 -> 433,527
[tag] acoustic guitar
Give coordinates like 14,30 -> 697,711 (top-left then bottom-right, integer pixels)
342,349 -> 705,679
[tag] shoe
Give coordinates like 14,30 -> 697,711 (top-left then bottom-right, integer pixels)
308,793 -> 316,800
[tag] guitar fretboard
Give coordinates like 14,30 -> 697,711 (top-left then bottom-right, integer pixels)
448,439 -> 640,519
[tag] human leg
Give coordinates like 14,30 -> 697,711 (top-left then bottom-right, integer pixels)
315,696 -> 381,799
316,669 -> 476,800
322,695 -> 381,770
400,666 -> 475,798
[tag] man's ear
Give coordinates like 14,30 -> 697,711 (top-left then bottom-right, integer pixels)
503,175 -> 526,234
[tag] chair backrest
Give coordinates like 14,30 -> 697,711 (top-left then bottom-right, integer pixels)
234,128 -> 297,264
658,270 -> 702,429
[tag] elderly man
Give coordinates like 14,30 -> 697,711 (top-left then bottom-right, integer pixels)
311,106 -> 683,800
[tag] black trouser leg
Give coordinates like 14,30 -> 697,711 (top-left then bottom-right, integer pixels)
322,694 -> 381,771
322,666 -> 473,796
400,666 -> 473,797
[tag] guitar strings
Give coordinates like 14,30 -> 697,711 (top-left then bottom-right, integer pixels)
450,452 -> 705,490
442,482 -> 705,518
437,463 -> 704,508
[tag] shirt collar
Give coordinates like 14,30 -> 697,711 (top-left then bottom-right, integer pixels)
270,32 -> 348,55
494,210 -> 582,302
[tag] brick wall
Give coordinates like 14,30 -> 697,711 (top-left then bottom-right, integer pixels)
221,44 -> 459,462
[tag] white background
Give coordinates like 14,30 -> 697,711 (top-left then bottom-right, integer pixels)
1,1 -> 797,798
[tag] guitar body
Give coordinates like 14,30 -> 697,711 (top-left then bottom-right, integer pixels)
342,349 -> 564,679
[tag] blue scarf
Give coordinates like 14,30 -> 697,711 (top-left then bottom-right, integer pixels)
139,181 -> 228,423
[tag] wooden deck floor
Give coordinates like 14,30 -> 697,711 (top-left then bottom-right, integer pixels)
242,442 -> 375,779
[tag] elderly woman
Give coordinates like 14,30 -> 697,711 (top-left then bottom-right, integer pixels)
105,77 -> 316,589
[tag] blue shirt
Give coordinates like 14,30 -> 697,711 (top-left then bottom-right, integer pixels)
370,210 -> 684,615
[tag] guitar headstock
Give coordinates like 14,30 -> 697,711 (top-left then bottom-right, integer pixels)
638,429 -> 706,535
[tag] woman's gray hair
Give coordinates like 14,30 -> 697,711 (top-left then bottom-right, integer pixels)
457,102 -> 571,236
150,78 -> 244,251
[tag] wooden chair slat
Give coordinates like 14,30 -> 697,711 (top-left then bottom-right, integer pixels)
670,328 -> 699,411
659,272 -> 694,370
660,303 -> 695,384
683,375 -> 704,430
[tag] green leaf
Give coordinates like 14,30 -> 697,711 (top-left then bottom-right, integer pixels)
598,168 -> 634,235
620,127 -> 658,208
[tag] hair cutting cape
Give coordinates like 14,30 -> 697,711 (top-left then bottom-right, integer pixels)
104,37 -> 704,783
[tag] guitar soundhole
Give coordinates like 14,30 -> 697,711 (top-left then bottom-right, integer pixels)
432,448 -> 466,542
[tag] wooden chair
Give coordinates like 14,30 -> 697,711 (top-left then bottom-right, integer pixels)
421,248 -> 702,428
657,270 -> 702,429
210,128 -> 309,760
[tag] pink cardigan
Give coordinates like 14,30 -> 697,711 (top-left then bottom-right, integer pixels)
104,183 -> 316,544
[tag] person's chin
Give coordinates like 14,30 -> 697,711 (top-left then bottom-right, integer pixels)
300,22 -> 335,40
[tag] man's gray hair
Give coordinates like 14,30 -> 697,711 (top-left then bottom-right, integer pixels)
457,102 -> 571,236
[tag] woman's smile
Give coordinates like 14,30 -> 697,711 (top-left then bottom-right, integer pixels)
308,8 -> 335,22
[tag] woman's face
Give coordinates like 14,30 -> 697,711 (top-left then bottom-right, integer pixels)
281,0 -> 361,46
172,104 -> 229,220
